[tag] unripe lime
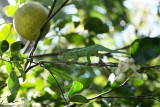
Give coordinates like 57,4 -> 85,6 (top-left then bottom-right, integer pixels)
13,2 -> 50,41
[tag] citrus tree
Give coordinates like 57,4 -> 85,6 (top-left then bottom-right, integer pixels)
0,0 -> 160,106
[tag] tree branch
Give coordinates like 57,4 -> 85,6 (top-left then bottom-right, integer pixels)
28,0 -> 70,59
32,53 -> 59,58
24,0 -> 70,72
100,92 -> 160,102
32,45 -> 130,59
47,0 -> 57,18
139,65 -> 160,73
22,41 -> 32,54
40,60 -> 118,67
88,79 -> 129,100
101,96 -> 153,99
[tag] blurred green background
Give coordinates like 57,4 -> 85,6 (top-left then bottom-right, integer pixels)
0,0 -> 160,106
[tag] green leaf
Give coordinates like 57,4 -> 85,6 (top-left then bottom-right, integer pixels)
0,23 -> 18,44
0,60 -> 4,67
68,81 -> 83,97
132,78 -> 144,86
3,5 -> 18,17
7,71 -> 20,102
44,64 -> 72,80
84,17 -> 109,34
47,75 -> 60,84
0,40 -> 9,55
64,33 -> 84,46
13,58 -> 25,81
5,62 -> 12,74
111,81 -> 121,88
102,81 -> 111,92
131,37 -> 160,64
11,41 -> 25,52
43,38 -> 53,45
21,82 -> 35,88
35,78 -> 44,91
11,41 -> 25,60
78,77 -> 92,89
70,95 -> 89,104
15,0 -> 26,3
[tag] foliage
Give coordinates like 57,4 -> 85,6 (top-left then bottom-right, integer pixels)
0,0 -> 160,106
131,37 -> 160,65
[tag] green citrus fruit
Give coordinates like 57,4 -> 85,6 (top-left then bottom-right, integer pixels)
13,2 -> 50,41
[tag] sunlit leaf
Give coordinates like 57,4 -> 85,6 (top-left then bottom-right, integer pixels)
94,75 -> 107,87
13,58 -> 25,81
3,5 -> 18,17
0,24 -> 18,44
132,78 -> 144,86
131,37 -> 160,64
0,22 -> 9,26
68,81 -> 83,97
7,71 -> 20,102
0,60 -> 5,67
21,82 -> 35,88
16,0 -> 26,4
43,38 -> 53,45
44,64 -> 72,80
70,95 -> 89,104
35,78 -> 44,91
5,61 -> 12,74
0,40 -> 9,55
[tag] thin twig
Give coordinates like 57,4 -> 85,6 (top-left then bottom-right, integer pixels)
32,53 -> 59,58
88,78 -> 129,100
40,60 -> 118,67
153,98 -> 160,102
49,70 -> 68,105
2,59 -> 160,91
22,41 -> 32,54
30,60 -> 160,70
101,96 -> 154,99
0,83 -> 7,90
28,0 -> 70,59
40,63 -> 68,105
47,0 -> 57,18
139,65 -> 160,73
100,92 -> 160,102
24,0 -> 70,72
